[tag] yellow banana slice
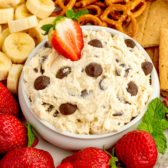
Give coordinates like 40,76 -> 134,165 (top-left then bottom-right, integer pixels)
2,32 -> 35,63
0,34 -> 3,49
1,28 -> 10,42
26,0 -> 55,19
0,8 -> 14,24
15,4 -> 32,20
0,52 -> 12,80
0,0 -> 21,8
28,17 -> 56,46
7,64 -> 23,94
8,15 -> 38,33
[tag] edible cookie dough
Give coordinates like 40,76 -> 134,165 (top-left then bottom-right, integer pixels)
23,29 -> 153,135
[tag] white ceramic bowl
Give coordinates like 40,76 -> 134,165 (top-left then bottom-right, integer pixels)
18,26 -> 160,151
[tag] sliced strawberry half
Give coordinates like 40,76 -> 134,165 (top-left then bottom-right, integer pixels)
49,18 -> 84,61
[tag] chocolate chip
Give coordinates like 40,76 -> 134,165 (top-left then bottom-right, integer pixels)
47,105 -> 54,112
115,70 -> 120,76
125,39 -> 136,48
99,78 -> 106,90
85,63 -> 102,77
34,76 -> 50,90
124,68 -> 130,77
40,66 -> 44,74
77,119 -> 81,122
120,63 -> 126,67
81,89 -> 88,97
88,39 -> 103,48
113,111 -> 123,116
42,102 -> 49,105
59,103 -> 77,115
165,113 -> 168,121
53,111 -> 59,117
141,62 -> 153,75
56,67 -> 71,79
115,59 -> 120,63
81,90 -> 93,98
127,81 -> 138,96
33,68 -> 38,73
44,41 -> 52,48
41,55 -> 48,64
125,101 -> 131,105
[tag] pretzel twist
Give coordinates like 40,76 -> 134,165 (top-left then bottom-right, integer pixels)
75,0 -> 99,7
75,5 -> 102,17
101,4 -> 137,36
93,2 -> 106,8
51,0 -> 76,16
79,14 -> 107,27
129,0 -> 147,18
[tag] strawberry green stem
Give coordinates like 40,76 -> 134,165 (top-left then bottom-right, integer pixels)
103,146 -> 118,168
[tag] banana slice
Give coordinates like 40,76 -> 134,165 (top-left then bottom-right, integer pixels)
0,52 -> 12,80
0,0 -> 21,8
28,17 -> 56,46
1,28 -> 10,41
0,8 -> 14,24
8,15 -> 38,33
7,64 -> 23,94
15,4 -> 41,22
0,34 -> 3,49
2,32 -> 35,63
15,4 -> 32,20
26,0 -> 55,19
1,24 -> 8,31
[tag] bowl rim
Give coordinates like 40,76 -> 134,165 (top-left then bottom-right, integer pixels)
20,25 -> 159,139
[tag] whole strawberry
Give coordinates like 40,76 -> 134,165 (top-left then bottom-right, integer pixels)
115,130 -> 157,168
31,136 -> 39,147
162,96 -> 168,108
61,147 -> 117,168
0,82 -> 19,117
0,147 -> 55,168
56,162 -> 73,168
0,113 -> 28,154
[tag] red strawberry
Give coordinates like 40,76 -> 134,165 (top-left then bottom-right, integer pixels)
0,147 -> 55,168
0,113 -> 28,154
115,130 -> 157,168
56,162 -> 73,168
163,96 -> 168,108
61,147 -> 116,168
48,18 -> 84,61
0,82 -> 19,117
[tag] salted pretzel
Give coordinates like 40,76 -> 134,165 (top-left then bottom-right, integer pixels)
105,0 -> 130,6
128,0 -> 147,18
75,0 -> 99,7
51,0 -> 76,16
105,0 -> 147,19
79,14 -> 107,27
146,0 -> 156,1
101,4 -> 137,36
93,1 -> 106,8
75,5 -> 102,17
